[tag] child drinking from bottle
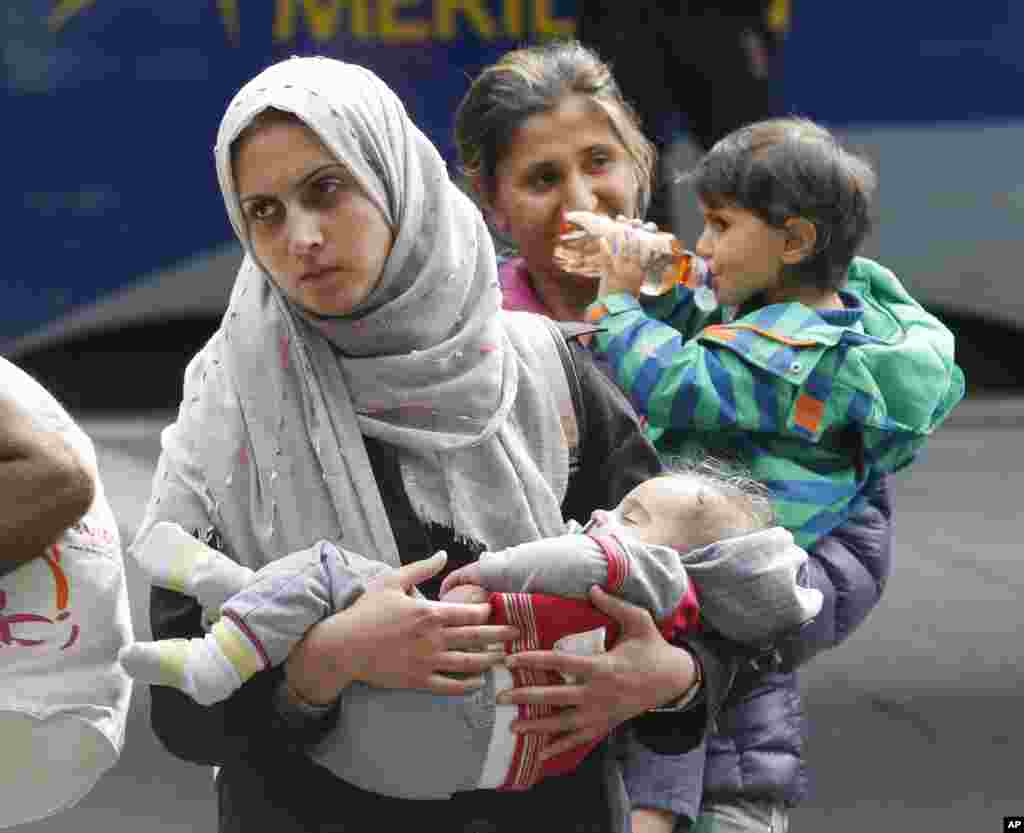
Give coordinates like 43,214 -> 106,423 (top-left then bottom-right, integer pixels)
557,116 -> 964,548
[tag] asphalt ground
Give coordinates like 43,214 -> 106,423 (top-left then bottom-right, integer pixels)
7,397 -> 1023,832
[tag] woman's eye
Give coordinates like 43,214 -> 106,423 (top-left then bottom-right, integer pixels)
588,152 -> 611,171
528,169 -> 559,191
249,201 -> 280,222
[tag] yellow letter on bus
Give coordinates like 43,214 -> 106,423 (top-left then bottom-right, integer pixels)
379,0 -> 430,42
534,0 -> 574,38
273,0 -> 371,41
435,0 -> 497,40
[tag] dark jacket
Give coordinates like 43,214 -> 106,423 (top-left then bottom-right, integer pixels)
704,474 -> 894,805
148,343 -> 739,833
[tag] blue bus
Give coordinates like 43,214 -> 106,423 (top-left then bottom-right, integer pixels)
5,1 -> 1023,404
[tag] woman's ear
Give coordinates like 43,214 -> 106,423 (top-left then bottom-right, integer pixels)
781,217 -> 817,265
489,210 -> 510,234
470,174 -> 508,233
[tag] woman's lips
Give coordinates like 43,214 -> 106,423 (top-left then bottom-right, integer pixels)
300,266 -> 338,283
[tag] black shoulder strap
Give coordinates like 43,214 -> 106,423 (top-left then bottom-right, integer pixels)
541,318 -> 595,476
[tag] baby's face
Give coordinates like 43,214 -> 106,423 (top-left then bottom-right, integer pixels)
586,475 -> 710,552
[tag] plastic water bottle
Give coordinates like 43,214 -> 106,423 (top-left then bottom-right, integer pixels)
640,246 -> 718,313
560,214 -> 718,312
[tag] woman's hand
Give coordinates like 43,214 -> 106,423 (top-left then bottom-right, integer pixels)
554,211 -> 667,299
285,552 -> 519,704
496,586 -> 697,761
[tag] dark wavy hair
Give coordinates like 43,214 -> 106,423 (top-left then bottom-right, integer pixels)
684,117 -> 877,292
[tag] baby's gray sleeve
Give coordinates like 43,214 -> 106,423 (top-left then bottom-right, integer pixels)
478,533 -> 687,620
680,527 -> 823,644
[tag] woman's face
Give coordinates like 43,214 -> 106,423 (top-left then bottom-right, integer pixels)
233,119 -> 395,317
488,94 -> 640,292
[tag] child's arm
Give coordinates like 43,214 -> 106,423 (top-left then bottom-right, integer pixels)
556,210 -> 715,341
441,532 -> 688,622
584,298 -> 783,438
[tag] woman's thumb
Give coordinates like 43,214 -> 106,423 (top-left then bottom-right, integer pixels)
589,585 -> 653,634
394,550 -> 448,590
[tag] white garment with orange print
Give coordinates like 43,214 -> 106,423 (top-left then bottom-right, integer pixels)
0,358 -> 134,828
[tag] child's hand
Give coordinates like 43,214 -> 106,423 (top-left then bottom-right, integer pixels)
439,561 -> 485,597
630,807 -> 677,833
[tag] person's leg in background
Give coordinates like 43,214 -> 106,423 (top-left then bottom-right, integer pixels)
577,2 -> 788,234
575,0 -> 679,230
687,797 -> 789,833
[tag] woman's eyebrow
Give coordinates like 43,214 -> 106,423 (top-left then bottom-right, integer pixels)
524,158 -> 558,174
239,163 -> 342,203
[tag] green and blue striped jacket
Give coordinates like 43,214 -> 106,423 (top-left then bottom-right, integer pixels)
586,257 -> 965,548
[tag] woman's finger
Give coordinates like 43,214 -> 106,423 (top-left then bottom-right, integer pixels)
508,702 -> 604,735
428,600 -> 495,627
504,648 -> 601,680
433,650 -> 507,675
423,673 -> 487,696
373,551 -> 448,592
496,680 -> 586,708
588,585 -> 657,635
443,624 -> 520,650
539,726 -> 605,761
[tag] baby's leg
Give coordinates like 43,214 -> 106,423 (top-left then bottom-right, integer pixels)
118,616 -> 261,706
122,541 -> 388,704
223,542 -> 392,669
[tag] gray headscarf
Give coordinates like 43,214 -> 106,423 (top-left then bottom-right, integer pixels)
141,57 -> 570,571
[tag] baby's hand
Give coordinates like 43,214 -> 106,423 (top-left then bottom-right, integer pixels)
440,562 -> 485,597
440,584 -> 490,604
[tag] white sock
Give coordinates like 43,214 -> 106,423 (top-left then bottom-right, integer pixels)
119,619 -> 258,706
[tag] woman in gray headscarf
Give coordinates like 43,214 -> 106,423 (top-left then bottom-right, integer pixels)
139,57 -> 736,833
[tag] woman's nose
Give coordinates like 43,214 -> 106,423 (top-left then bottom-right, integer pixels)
288,210 -> 324,258
564,174 -> 598,213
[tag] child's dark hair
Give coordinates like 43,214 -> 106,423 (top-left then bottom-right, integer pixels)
686,117 -> 877,292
